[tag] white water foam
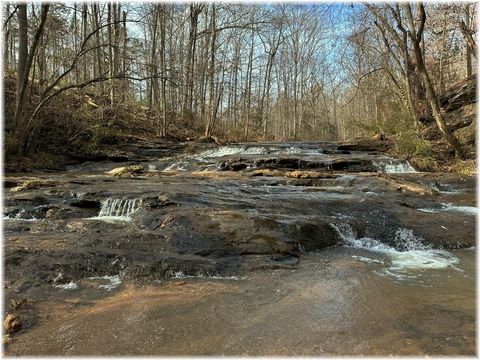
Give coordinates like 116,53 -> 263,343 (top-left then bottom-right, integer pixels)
163,162 -> 189,171
165,270 -> 242,280
192,146 -> 268,160
373,159 -> 417,173
92,197 -> 141,222
87,275 -> 122,291
3,215 -> 41,222
429,183 -> 464,195
192,145 -> 326,160
54,281 -> 78,290
418,203 -> 477,215
284,146 -> 324,155
351,255 -> 384,264
3,209 -> 42,221
331,223 -> 459,278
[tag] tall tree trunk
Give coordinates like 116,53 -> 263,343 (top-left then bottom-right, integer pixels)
148,8 -> 159,111
82,4 -> 88,82
464,4 -> 473,77
160,6 -> 167,136
183,4 -> 201,123
243,26 -> 254,140
107,4 -> 114,107
4,4 -> 10,72
16,4 -> 28,102
13,5 -> 49,153
407,4 -> 464,158
122,10 -> 127,103
204,4 -> 216,138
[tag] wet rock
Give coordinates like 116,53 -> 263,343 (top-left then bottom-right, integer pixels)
10,180 -> 57,192
132,209 -> 169,231
106,165 -> 144,177
238,236 -> 293,255
4,180 -> 18,189
45,205 -> 96,220
330,158 -> 376,172
219,161 -> 248,171
65,199 -> 101,209
3,334 -> 13,345
10,298 -> 28,311
292,221 -> 341,251
122,253 -> 219,279
31,196 -> 50,206
4,314 -> 22,334
380,174 -> 438,196
322,149 -> 351,155
66,221 -> 89,233
255,158 -> 302,169
337,140 -> 389,152
286,171 -> 339,179
286,179 -> 317,187
141,195 -> 175,208
271,254 -> 300,266
250,169 -> 284,177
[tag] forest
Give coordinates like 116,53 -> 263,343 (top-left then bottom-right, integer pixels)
3,2 -> 477,170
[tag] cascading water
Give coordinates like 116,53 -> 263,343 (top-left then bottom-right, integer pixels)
95,197 -> 141,221
373,158 -> 417,173
191,144 -> 326,161
418,203 -> 477,215
331,223 -> 459,279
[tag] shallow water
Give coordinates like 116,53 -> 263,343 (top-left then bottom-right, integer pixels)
6,247 -> 475,356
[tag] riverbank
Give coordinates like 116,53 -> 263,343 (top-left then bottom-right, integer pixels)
4,75 -> 476,175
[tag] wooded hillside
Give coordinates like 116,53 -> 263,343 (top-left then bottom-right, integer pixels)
2,2 -> 477,168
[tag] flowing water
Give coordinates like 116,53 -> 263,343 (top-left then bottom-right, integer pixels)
3,141 -> 476,356
94,197 -> 142,222
6,248 -> 475,356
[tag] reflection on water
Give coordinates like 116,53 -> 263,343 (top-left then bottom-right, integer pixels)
7,248 -> 475,356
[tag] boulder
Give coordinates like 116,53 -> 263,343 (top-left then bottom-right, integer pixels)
4,314 -> 22,334
286,171 -> 339,179
291,221 -> 341,251
10,180 -> 56,192
106,165 -> 144,177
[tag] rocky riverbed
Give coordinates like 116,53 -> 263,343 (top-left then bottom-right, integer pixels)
3,139 -> 476,355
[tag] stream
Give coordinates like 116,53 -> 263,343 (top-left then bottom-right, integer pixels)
3,141 -> 476,356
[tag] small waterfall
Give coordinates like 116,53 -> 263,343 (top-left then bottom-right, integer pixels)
331,223 -> 459,277
97,197 -> 141,220
418,203 -> 477,216
192,145 -> 325,160
373,158 -> 417,173
193,146 -> 270,160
